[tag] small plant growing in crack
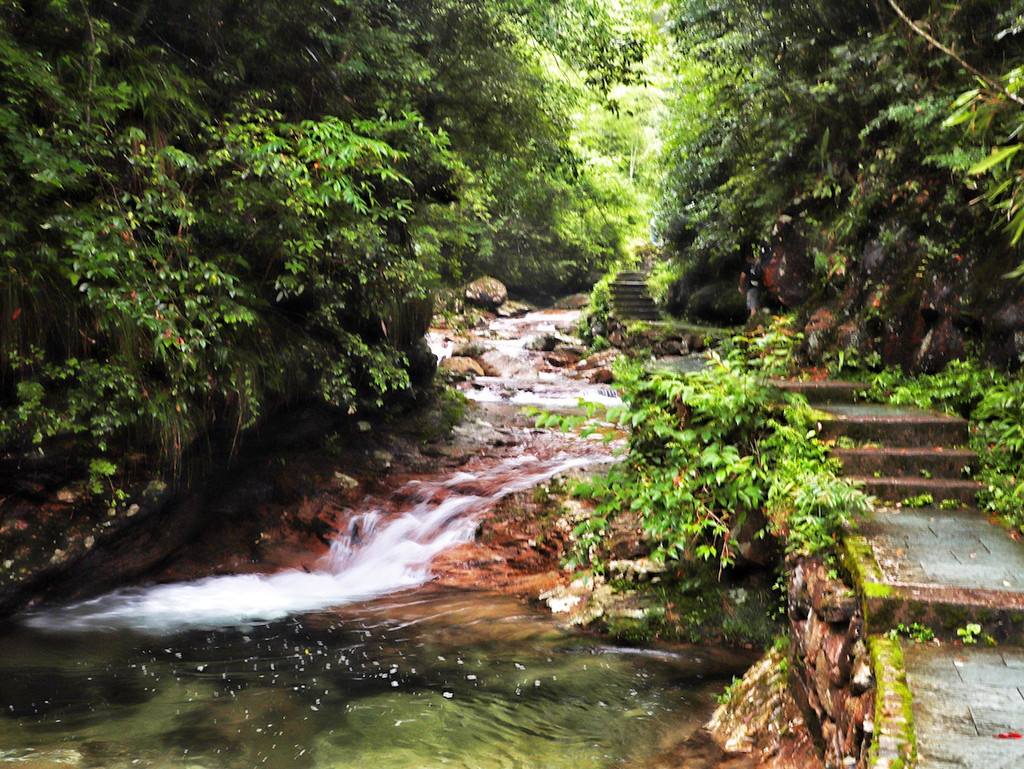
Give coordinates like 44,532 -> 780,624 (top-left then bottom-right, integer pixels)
900,493 -> 934,508
885,622 -> 935,643
956,623 -> 995,645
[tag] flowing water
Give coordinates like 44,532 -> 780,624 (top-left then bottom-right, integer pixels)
1,310 -> 754,768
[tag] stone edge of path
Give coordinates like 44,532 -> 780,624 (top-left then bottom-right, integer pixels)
867,635 -> 917,769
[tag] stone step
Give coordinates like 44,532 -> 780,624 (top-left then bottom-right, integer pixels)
771,379 -> 867,404
610,271 -> 661,320
849,475 -> 982,506
612,307 -> 660,315
902,644 -> 1024,769
612,301 -> 658,311
844,508 -> 1024,644
612,291 -> 655,298
831,446 -> 976,479
611,293 -> 655,302
610,290 -> 656,298
816,404 -> 969,448
612,280 -> 650,288
612,310 -> 662,321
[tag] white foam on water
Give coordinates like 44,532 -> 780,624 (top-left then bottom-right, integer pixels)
426,334 -> 454,361
24,454 -> 607,634
463,383 -> 621,410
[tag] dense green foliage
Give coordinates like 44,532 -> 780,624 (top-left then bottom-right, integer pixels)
0,0 -> 651,481
550,320 -> 871,574
657,0 -> 1024,296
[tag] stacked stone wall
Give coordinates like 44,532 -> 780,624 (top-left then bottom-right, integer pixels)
788,556 -> 876,768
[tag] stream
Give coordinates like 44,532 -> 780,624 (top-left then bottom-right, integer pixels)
0,309 -> 756,768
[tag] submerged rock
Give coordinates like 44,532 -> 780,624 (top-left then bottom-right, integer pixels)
528,332 -> 569,352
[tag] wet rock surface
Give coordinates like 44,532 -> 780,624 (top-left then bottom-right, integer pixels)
649,649 -> 824,769
788,557 -> 872,767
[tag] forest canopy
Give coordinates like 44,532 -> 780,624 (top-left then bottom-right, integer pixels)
0,0 -> 651,480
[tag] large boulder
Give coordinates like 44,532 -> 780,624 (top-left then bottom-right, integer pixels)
439,356 -> 485,380
406,337 -> 438,386
992,300 -> 1024,370
463,277 -> 508,311
687,280 -> 747,325
477,349 -> 536,379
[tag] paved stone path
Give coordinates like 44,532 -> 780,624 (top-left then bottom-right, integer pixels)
904,644 -> 1024,768
859,508 -> 1024,592
859,504 -> 1024,766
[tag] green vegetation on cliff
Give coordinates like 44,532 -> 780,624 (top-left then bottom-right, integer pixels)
657,0 -> 1024,332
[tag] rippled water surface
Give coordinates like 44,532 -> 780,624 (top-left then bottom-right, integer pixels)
1,590 -> 752,769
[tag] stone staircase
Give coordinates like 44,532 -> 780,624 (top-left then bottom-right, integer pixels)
820,406 -> 980,508
776,379 -> 981,506
782,379 -> 1024,769
610,270 -> 661,321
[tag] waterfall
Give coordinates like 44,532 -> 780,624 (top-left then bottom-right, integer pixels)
24,454 -> 606,634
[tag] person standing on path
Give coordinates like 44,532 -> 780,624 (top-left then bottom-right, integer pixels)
739,247 -> 766,317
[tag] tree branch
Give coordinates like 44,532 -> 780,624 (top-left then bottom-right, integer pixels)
886,0 -> 1024,107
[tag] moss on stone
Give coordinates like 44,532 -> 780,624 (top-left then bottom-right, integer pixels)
934,604 -> 971,630
906,600 -> 927,622
866,595 -> 898,634
862,581 -> 895,599
868,635 -> 917,769
842,535 -> 886,587
606,610 -> 665,644
598,572 -> 783,645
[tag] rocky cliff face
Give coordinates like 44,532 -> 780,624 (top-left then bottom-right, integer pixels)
672,213 -> 1024,373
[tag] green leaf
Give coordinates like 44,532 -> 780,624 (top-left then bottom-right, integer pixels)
968,145 -> 1023,175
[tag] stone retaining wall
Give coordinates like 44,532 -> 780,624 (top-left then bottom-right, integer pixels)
788,556 -> 876,768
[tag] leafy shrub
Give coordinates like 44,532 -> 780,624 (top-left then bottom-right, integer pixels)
973,379 -> 1024,461
722,316 -> 805,378
556,323 -> 868,573
562,352 -> 774,570
577,267 -> 620,346
764,422 -> 873,557
867,360 -> 1006,418
972,378 -> 1024,529
646,259 -> 683,308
